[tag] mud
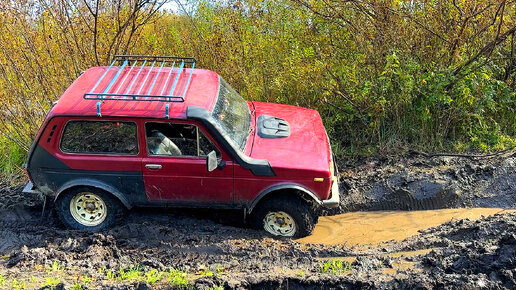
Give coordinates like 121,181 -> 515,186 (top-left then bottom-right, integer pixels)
0,153 -> 516,289
334,152 -> 516,213
299,208 -> 515,246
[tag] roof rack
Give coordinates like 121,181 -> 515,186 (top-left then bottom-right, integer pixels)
84,55 -> 196,118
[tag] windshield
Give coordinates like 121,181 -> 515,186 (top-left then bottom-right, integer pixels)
211,77 -> 251,151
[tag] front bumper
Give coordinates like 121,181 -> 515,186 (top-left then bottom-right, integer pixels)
322,176 -> 340,208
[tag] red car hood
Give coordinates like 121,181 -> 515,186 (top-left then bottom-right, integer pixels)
249,102 -> 332,179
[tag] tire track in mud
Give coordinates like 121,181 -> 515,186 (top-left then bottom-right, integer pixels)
1,154 -> 516,288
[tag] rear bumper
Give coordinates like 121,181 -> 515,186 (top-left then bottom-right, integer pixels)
322,177 -> 340,208
22,182 -> 41,195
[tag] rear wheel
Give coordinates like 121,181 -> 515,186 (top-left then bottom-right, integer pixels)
250,195 -> 316,238
55,187 -> 126,231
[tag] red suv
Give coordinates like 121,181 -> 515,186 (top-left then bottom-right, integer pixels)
24,55 -> 339,238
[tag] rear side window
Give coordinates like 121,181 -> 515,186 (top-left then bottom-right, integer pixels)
60,121 -> 138,155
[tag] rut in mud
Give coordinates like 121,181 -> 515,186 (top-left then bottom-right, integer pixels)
334,152 -> 516,213
0,153 -> 515,289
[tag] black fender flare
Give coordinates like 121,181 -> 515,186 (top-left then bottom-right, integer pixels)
248,183 -> 322,214
55,179 -> 132,209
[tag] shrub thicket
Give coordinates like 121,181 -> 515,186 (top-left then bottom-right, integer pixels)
0,0 -> 515,176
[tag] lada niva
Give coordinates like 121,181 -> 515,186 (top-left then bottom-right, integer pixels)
24,55 -> 339,237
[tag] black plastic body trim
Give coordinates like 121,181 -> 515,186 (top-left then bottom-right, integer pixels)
248,183 -> 323,213
187,106 -> 275,176
257,115 -> 290,138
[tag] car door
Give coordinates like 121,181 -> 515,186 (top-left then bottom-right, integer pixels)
142,120 -> 234,204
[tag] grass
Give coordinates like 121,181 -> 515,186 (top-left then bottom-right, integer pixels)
145,269 -> 164,285
319,260 -> 352,275
1,264 -> 195,288
70,275 -> 92,290
10,279 -> 27,290
116,266 -> 142,282
101,266 -> 191,287
47,261 -> 63,273
42,277 -> 61,288
0,135 -> 26,177
297,270 -> 305,277
167,269 -> 190,288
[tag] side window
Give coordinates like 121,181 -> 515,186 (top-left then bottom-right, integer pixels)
146,122 -> 220,157
60,121 -> 138,155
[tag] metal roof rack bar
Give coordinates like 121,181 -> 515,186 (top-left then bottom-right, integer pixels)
169,60 -> 185,95
102,59 -> 128,95
182,61 -> 195,98
114,60 -> 138,96
124,60 -> 148,95
147,60 -> 166,95
160,61 -> 176,96
89,59 -> 117,94
114,55 -> 196,64
136,59 -> 156,96
84,93 -> 184,102
84,55 -> 196,117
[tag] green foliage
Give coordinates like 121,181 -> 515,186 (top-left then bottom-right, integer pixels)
102,266 -> 185,286
46,261 -> 63,273
10,279 -> 27,290
42,277 -> 61,289
0,0 -> 515,179
71,274 -> 93,290
144,269 -> 164,285
319,260 -> 352,275
116,266 -> 142,282
0,274 -> 5,287
0,136 -> 25,176
297,270 -> 305,277
167,269 -> 190,288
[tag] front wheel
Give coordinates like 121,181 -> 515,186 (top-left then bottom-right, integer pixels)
55,187 -> 126,231
250,196 -> 316,238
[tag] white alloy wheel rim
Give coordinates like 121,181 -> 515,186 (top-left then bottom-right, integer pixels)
263,211 -> 297,237
70,192 -> 107,227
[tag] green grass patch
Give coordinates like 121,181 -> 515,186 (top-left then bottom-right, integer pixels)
167,268 -> 190,288
42,276 -> 61,288
319,259 -> 352,275
0,135 -> 26,176
101,266 -> 191,287
10,279 -> 27,290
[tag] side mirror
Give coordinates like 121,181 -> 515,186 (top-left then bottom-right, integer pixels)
207,151 -> 218,172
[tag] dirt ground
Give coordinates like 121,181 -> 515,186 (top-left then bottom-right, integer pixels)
0,153 -> 515,289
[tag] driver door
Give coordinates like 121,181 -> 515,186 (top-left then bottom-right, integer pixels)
142,121 -> 234,204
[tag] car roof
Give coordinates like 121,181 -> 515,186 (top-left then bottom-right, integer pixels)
49,66 -> 220,120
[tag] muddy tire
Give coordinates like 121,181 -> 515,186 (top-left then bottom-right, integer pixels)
250,196 -> 316,238
55,187 -> 126,231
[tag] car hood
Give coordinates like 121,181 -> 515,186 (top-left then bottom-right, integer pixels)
249,102 -> 331,178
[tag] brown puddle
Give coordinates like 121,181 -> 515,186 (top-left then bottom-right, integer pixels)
298,208 -> 515,246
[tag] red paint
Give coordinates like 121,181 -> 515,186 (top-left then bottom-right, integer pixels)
141,119 -> 235,203
49,67 -> 219,120
32,66 -> 333,207
249,102 -> 332,178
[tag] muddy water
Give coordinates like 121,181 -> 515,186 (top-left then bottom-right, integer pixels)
299,208 -> 515,246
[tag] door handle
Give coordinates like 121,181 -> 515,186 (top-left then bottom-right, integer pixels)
145,164 -> 162,170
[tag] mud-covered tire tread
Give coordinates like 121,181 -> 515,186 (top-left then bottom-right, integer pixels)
250,195 -> 315,238
55,187 -> 126,231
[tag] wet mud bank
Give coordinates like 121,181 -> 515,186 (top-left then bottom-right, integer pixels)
0,153 -> 515,289
334,152 -> 516,213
